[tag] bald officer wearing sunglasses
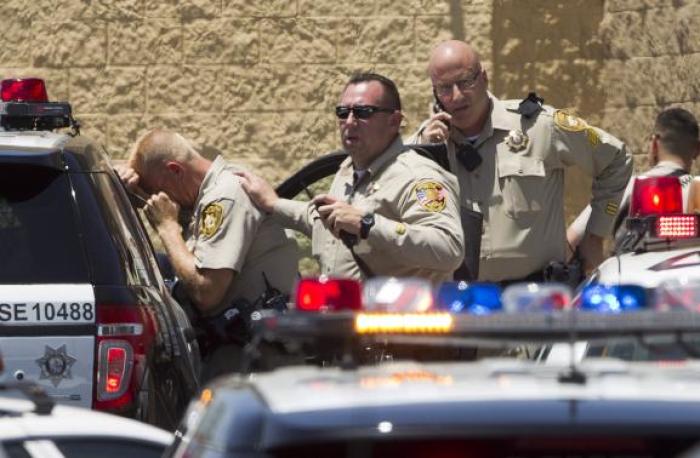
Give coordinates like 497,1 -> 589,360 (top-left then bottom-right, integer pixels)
409,40 -> 632,283
238,72 -> 464,283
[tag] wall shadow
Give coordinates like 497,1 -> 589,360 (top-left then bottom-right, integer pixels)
490,0 -> 607,223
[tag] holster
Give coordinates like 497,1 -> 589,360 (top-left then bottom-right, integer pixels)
172,280 -> 290,359
543,254 -> 584,289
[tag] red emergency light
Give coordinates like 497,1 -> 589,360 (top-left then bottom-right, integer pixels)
1,78 -> 49,103
295,277 -> 362,312
654,215 -> 698,239
629,176 -> 683,217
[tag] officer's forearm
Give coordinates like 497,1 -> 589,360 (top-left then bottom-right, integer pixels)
588,145 -> 633,236
157,222 -> 229,312
368,215 -> 465,271
272,198 -> 314,236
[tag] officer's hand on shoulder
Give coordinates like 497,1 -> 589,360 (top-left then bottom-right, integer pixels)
422,111 -> 452,144
235,170 -> 278,213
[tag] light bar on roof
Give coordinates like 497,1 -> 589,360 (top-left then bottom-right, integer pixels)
354,312 -> 453,334
654,215 -> 698,239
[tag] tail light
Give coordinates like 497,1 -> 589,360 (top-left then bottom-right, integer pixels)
629,176 -> 683,216
294,277 -> 362,312
1,78 -> 49,102
94,304 -> 156,411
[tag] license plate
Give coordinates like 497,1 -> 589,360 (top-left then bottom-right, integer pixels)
0,284 -> 95,325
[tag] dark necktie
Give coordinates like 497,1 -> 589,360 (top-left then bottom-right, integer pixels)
455,141 -> 482,172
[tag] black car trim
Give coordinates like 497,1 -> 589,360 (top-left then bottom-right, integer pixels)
258,400 -> 700,449
0,324 -> 96,336
0,148 -> 63,169
649,250 -> 700,272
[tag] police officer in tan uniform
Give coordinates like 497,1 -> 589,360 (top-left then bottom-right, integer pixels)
238,73 -> 464,283
117,129 -> 298,380
410,40 -> 632,283
569,107 -> 699,249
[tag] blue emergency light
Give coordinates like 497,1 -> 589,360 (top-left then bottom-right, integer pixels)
435,282 -> 502,315
579,284 -> 647,313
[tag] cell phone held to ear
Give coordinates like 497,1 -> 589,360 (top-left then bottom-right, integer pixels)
431,90 -> 450,131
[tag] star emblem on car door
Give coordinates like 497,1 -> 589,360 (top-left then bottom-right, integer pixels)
35,345 -> 77,387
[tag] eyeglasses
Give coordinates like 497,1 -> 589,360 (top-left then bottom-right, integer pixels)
335,105 -> 395,120
433,67 -> 483,97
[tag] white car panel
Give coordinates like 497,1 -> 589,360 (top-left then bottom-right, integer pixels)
596,247 -> 700,287
0,396 -> 172,445
0,336 -> 94,408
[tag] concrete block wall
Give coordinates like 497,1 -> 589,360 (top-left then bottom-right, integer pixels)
1,0 -> 698,205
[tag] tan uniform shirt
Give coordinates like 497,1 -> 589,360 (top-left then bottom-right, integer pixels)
274,136 -> 464,284
411,94 -> 632,282
186,156 -> 299,312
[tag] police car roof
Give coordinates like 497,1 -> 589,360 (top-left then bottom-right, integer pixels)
241,359 -> 700,415
0,131 -> 111,173
196,359 -> 700,450
0,395 -> 172,444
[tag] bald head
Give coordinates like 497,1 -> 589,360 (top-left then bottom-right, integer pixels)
427,40 -> 490,135
128,129 -> 198,175
126,129 -> 209,207
429,40 -> 481,79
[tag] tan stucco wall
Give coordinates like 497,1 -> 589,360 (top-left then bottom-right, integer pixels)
2,0 -> 699,215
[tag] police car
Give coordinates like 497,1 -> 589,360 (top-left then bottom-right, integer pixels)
591,175 -> 700,287
542,175 -> 700,364
0,78 -> 200,429
0,377 -> 172,458
168,277 -> 700,457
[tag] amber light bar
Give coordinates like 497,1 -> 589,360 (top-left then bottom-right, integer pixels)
354,313 -> 454,334
654,215 -> 698,239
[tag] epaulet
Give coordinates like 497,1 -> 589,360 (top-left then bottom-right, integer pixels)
402,143 -> 451,173
517,92 -> 544,118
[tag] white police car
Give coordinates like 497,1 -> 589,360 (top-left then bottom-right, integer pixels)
543,175 -> 700,364
0,377 -> 172,458
591,175 -> 700,288
169,277 -> 700,458
0,78 -> 200,429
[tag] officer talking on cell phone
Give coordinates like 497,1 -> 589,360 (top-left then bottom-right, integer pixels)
407,40 -> 632,285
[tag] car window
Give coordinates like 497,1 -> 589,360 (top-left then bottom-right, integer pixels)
92,173 -> 153,287
0,164 -> 90,283
53,439 -> 164,458
2,441 -> 31,458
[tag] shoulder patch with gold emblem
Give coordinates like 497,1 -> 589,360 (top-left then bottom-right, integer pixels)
414,181 -> 447,212
554,110 -> 587,132
199,202 -> 224,238
554,110 -> 601,148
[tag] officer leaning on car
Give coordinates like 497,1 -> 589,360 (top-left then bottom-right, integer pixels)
237,72 -> 465,284
408,39 -> 633,285
116,129 -> 299,382
568,107 -> 700,250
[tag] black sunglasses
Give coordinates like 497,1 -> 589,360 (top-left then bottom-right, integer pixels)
335,105 -> 395,120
